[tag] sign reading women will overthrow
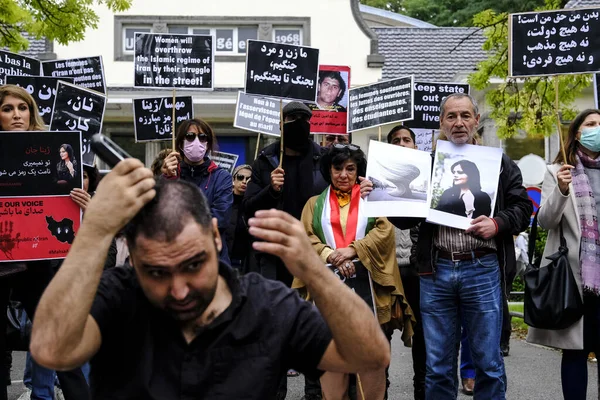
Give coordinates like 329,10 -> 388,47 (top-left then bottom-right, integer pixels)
509,8 -> 600,77
134,33 -> 214,90
245,40 -> 319,102
348,76 -> 414,131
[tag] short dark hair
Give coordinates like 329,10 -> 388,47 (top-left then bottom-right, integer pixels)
319,70 -> 346,104
451,160 -> 482,191
175,118 -> 217,155
319,145 -> 366,185
387,125 -> 416,144
124,180 -> 213,249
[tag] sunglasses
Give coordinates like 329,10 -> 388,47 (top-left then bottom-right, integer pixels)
333,143 -> 360,151
235,174 -> 251,182
325,135 -> 349,143
185,132 -> 209,142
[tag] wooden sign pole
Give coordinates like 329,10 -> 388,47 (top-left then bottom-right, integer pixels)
378,126 -> 382,142
171,88 -> 177,151
278,99 -> 284,168
254,133 -> 261,160
554,76 -> 567,163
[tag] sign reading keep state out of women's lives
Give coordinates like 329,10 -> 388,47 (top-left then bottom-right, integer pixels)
134,33 -> 214,90
509,8 -> 600,77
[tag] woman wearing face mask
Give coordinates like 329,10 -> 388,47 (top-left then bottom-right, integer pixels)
527,109 -> 600,400
161,118 -> 233,263
0,85 -> 90,400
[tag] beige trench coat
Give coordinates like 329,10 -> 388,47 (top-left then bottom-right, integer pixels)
526,164 -> 584,350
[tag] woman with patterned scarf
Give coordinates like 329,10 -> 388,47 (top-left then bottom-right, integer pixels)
292,144 -> 414,400
527,108 -> 600,400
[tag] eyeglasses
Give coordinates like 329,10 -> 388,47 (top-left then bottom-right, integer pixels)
235,175 -> 251,182
333,143 -> 360,151
185,132 -> 209,142
325,135 -> 349,144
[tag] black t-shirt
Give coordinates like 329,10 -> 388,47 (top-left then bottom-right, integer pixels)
89,264 -> 332,399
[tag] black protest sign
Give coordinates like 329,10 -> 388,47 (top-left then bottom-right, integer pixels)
327,260 -> 376,314
212,151 -> 239,174
509,8 -> 600,77
595,74 -> 599,109
348,76 -> 414,132
245,40 -> 319,102
0,50 -> 41,85
134,33 -> 213,90
50,82 -> 106,166
133,96 -> 193,142
233,91 -> 283,136
0,131 -> 83,197
404,82 -> 470,130
5,76 -> 75,125
42,57 -> 106,94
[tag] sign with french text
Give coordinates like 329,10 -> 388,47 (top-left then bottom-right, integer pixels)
509,8 -> 600,77
212,151 -> 239,174
42,56 -> 106,94
50,81 -> 106,166
348,76 -> 414,132
245,40 -> 319,102
0,50 -> 41,85
233,91 -> 286,137
133,96 -> 193,142
5,76 -> 74,125
134,33 -> 213,90
0,131 -> 83,263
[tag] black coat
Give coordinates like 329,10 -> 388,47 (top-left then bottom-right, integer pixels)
436,186 -> 492,219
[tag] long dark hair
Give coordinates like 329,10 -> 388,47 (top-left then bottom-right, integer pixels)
554,109 -> 600,166
451,160 -> 481,191
320,145 -> 366,185
60,143 -> 74,162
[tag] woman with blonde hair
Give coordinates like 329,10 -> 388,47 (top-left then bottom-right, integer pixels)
0,84 -> 46,131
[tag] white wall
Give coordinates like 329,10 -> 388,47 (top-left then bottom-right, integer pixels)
53,0 -> 381,89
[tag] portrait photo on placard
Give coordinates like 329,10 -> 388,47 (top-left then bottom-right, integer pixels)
55,143 -> 79,190
364,140 -> 432,218
309,69 -> 349,112
427,141 -> 502,230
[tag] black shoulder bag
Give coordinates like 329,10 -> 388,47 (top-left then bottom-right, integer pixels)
523,210 -> 584,330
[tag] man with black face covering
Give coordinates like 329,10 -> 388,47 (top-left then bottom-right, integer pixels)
243,102 -> 329,287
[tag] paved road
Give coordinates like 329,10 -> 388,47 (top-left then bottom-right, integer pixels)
5,335 -> 598,399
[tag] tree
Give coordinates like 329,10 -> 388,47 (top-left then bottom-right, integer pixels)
467,0 -> 592,139
360,0 -> 404,13
1,0 -> 132,52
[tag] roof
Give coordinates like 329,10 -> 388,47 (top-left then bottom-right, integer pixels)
1,33 -> 49,59
359,4 -> 436,28
565,0 -> 600,8
374,27 -> 487,82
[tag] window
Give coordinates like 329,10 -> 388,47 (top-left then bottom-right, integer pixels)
168,26 -> 258,54
123,26 -> 152,54
273,28 -> 302,45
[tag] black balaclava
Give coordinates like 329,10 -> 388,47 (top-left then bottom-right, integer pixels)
283,118 -> 311,152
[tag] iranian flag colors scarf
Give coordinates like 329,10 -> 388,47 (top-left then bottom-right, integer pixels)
312,185 -> 376,249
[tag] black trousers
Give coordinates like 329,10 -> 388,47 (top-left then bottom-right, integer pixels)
0,263 -> 89,400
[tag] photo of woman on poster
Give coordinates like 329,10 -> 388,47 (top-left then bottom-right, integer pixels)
435,159 -> 491,219
56,143 -> 78,185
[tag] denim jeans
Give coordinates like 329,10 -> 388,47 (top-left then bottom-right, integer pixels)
460,316 -> 475,380
420,253 -> 506,400
24,352 -> 55,400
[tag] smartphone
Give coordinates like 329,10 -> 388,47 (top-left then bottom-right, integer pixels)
91,133 -> 132,168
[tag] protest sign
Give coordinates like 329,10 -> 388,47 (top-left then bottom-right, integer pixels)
50,81 -> 107,166
595,74 -> 599,109
42,56 -> 106,93
327,260 -> 376,314
134,33 -> 213,90
348,76 -> 414,132
5,76 -> 74,125
365,140 -> 432,218
0,50 -> 41,85
404,82 -> 470,130
427,141 -> 503,230
212,151 -> 239,174
133,96 -> 193,142
0,131 -> 83,263
233,91 -> 285,136
509,8 -> 600,77
306,65 -> 350,135
245,40 -> 319,102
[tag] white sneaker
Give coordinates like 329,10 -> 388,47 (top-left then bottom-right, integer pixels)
17,388 -> 31,400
